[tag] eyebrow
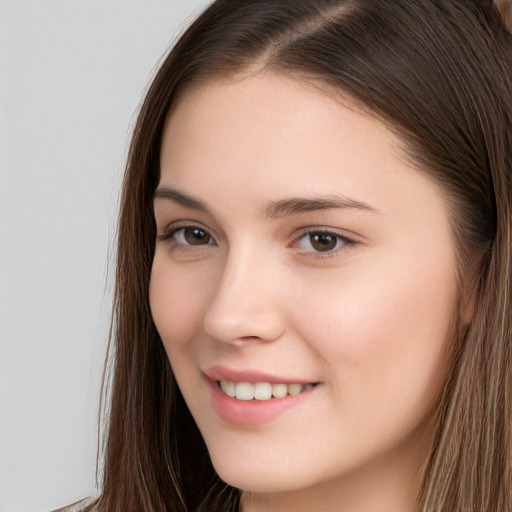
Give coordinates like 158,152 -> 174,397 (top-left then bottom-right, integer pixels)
154,187 -> 209,212
264,194 -> 380,219
153,186 -> 380,218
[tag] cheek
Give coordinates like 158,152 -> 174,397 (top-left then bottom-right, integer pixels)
149,256 -> 212,355
298,257 -> 457,353
293,247 -> 458,422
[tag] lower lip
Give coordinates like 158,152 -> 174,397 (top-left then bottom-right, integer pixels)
207,379 -> 316,426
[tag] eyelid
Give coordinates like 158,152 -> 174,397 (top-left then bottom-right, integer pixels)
159,221 -> 217,246
291,227 -> 359,259
157,221 -> 360,258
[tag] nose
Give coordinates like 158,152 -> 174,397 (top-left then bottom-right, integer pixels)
202,246 -> 286,346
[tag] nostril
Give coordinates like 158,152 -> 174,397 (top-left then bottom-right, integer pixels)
202,309 -> 285,345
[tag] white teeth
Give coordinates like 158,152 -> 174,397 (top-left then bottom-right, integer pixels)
287,383 -> 303,396
220,380 -> 236,398
254,382 -> 272,400
219,381 -> 314,400
272,383 -> 287,399
235,382 -> 255,401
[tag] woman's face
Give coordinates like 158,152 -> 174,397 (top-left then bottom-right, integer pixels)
150,74 -> 459,511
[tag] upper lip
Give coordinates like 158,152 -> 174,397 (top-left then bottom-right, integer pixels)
204,364 -> 316,385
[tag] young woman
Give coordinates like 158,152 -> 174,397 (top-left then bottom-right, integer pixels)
64,0 -> 512,510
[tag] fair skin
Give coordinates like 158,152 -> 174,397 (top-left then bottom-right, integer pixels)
150,73 -> 459,512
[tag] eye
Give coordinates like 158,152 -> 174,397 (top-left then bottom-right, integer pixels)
162,225 -> 215,246
296,230 -> 354,254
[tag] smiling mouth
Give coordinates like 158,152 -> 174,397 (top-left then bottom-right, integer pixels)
218,380 -> 317,401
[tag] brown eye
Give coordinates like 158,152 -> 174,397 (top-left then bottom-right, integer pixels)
183,227 -> 212,245
296,230 -> 354,255
167,226 -> 214,246
309,233 -> 338,252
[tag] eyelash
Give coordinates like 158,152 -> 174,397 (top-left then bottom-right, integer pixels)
159,223 -> 357,259
159,223 -> 215,248
294,229 -> 357,259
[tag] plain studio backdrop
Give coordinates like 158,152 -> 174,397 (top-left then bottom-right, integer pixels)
0,1 -> 209,511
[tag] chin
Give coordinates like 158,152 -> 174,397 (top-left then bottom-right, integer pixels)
206,440 -> 328,495
206,445 -> 288,492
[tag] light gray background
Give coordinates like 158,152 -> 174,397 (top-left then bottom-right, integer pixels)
0,1 -> 209,510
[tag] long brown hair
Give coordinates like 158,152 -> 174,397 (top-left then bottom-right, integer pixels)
74,1 -> 512,510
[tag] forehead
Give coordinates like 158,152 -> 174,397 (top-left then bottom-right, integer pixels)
162,75 -> 398,183
159,73 -> 448,227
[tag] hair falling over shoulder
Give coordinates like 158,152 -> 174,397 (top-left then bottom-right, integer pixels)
66,1 -> 512,511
